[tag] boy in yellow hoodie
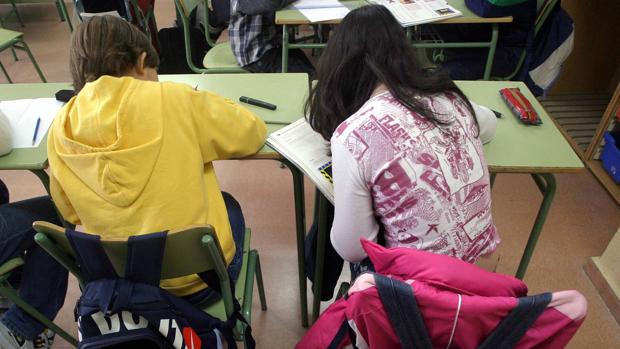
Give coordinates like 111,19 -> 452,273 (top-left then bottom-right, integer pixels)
47,16 -> 267,301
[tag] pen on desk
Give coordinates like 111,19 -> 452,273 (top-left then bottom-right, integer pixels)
263,120 -> 290,125
32,117 -> 41,146
239,96 -> 277,111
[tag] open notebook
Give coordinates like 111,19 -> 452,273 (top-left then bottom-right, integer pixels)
369,0 -> 462,26
266,118 -> 335,203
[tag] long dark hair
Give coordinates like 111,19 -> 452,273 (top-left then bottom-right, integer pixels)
306,5 -> 476,141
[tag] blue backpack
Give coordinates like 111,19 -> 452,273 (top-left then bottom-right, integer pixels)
66,229 -> 254,349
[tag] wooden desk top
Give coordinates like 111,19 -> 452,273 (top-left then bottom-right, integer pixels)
275,0 -> 513,25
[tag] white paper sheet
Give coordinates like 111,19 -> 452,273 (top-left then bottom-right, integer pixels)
0,98 -> 64,148
293,0 -> 344,9
292,0 -> 350,22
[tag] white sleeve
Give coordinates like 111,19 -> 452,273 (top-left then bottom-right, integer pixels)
330,138 -> 380,263
471,101 -> 498,144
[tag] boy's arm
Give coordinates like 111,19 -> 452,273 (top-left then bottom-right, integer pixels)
190,90 -> 267,162
236,0 -> 296,16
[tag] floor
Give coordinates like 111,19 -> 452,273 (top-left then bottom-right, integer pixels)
1,2 -> 620,348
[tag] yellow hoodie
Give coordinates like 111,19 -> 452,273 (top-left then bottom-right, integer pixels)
48,76 -> 267,296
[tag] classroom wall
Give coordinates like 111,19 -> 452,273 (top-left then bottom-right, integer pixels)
550,0 -> 620,95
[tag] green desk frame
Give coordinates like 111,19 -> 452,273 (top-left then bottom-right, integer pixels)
276,0 -> 512,80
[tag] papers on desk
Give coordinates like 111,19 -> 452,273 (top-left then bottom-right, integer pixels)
0,98 -> 64,148
292,0 -> 350,22
369,0 -> 462,27
266,118 -> 334,204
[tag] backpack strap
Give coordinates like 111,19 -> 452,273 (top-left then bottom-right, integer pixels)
66,229 -> 118,281
374,274 -> 433,349
478,292 -> 552,349
125,232 -> 167,285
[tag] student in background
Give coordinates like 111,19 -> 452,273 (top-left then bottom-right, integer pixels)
0,112 -> 64,349
229,0 -> 315,75
306,5 -> 499,278
435,0 -> 537,80
48,16 -> 266,305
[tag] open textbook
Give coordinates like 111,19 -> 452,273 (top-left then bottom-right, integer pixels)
266,118 -> 334,204
368,0 -> 462,26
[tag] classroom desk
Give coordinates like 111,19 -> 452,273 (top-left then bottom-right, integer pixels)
307,80 -> 584,322
0,73 -> 314,327
275,0 -> 513,80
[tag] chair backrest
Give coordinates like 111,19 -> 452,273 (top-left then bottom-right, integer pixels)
32,221 -> 229,287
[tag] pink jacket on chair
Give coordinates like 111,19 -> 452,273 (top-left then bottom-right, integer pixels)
297,240 -> 586,349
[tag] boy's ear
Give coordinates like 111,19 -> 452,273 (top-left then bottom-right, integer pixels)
135,52 -> 148,75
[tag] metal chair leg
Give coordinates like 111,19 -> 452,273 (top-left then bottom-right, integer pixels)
11,48 -> 18,62
254,251 -> 267,311
0,284 -> 78,346
9,0 -> 24,27
0,60 -> 12,83
17,39 -> 46,82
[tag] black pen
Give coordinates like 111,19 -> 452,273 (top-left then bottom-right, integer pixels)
32,117 -> 41,146
239,96 -> 277,111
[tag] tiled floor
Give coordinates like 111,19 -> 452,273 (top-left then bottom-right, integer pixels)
1,2 -> 620,348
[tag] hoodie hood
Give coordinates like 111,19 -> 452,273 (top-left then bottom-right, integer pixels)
52,76 -> 162,207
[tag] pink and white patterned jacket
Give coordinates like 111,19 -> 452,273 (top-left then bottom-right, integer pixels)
330,90 -> 500,263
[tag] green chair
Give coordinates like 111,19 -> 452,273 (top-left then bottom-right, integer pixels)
32,221 -> 267,342
0,257 -> 79,346
0,27 -> 46,83
5,0 -> 73,31
174,0 -> 246,74
0,0 -> 25,27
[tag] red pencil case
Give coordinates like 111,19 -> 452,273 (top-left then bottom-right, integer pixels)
499,87 -> 542,125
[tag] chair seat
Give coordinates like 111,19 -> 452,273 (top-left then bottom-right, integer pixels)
203,43 -> 244,71
203,228 -> 251,320
0,28 -> 22,51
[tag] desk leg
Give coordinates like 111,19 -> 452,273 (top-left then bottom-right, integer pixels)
482,23 -> 499,81
282,25 -> 290,73
281,160 -> 309,327
516,173 -> 556,279
312,191 -> 329,322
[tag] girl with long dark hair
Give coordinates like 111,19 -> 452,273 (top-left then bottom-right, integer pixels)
306,5 -> 499,267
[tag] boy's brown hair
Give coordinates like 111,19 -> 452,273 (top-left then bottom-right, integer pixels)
70,16 -> 159,92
